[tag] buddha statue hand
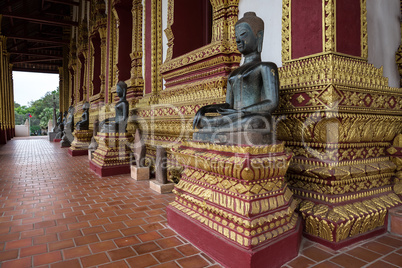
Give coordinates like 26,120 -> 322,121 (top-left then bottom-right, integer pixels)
218,108 -> 247,116
193,103 -> 230,129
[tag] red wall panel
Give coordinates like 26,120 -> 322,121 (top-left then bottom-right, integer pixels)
336,0 -> 361,57
291,0 -> 323,59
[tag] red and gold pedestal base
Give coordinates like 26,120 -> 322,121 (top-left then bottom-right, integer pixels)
89,132 -> 133,177
68,130 -> 93,156
168,141 -> 302,268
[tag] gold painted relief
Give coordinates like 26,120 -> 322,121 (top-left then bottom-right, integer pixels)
323,0 -> 336,53
299,193 -> 401,242
361,0 -> 368,59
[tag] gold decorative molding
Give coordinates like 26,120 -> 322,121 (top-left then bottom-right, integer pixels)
279,54 -> 392,90
323,0 -> 336,53
128,0 -> 144,93
281,0 -> 291,63
145,0 -> 163,96
299,193 -> 401,242
361,0 -> 368,59
164,0 -> 174,62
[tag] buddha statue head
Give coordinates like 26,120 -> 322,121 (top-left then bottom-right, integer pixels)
116,81 -> 127,101
235,12 -> 264,54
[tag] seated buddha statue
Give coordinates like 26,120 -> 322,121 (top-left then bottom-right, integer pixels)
193,12 -> 279,138
76,102 -> 90,130
59,111 -> 67,133
65,106 -> 74,132
100,81 -> 129,133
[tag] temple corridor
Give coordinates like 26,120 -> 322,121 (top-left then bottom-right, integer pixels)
0,137 -> 401,268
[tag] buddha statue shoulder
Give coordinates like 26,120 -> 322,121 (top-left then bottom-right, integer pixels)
193,12 -> 279,139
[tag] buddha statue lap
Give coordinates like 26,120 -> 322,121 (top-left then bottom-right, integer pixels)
99,81 -> 129,133
193,12 -> 279,145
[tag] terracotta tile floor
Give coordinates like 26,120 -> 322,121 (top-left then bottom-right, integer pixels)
0,137 -> 401,268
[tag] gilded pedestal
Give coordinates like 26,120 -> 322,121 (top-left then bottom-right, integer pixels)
89,132 -> 133,177
167,141 -> 302,268
277,54 -> 402,249
68,130 -> 93,156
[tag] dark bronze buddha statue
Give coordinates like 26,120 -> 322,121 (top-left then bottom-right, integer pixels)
76,102 -> 90,130
100,81 -> 129,133
193,12 -> 279,144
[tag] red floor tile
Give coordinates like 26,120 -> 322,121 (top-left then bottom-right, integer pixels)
1,256 -> 32,268
152,248 -> 184,263
301,246 -> 334,262
80,252 -> 110,267
0,249 -> 19,262
107,247 -> 137,261
177,255 -> 210,268
5,237 -> 32,250
20,244 -> 47,257
133,241 -> 162,255
330,253 -> 367,268
365,260 -> 399,268
50,258 -> 81,268
89,241 -> 117,253
114,236 -> 141,247
99,260 -> 129,268
177,244 -> 200,256
126,254 -> 159,268
33,251 -> 62,266
382,253 -> 402,267
361,241 -> 396,255
2,138 -> 401,268
345,246 -> 383,262
63,245 -> 91,260
156,237 -> 183,249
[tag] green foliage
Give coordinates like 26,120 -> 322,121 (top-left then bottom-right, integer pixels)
14,88 -> 60,133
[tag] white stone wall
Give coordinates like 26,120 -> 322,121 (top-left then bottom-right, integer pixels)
367,0 -> 401,88
238,0 -> 283,67
15,125 -> 29,137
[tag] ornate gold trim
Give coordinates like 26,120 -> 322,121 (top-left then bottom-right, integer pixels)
281,0 -> 291,63
361,0 -> 368,59
164,0 -> 174,62
323,0 -> 336,53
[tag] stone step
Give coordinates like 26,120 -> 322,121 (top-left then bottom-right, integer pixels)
388,205 -> 402,236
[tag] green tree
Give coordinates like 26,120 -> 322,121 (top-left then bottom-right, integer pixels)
14,88 -> 60,135
29,88 -> 59,129
14,102 -> 35,125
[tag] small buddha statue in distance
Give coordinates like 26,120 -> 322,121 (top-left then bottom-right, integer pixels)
59,111 -> 67,133
56,112 -> 62,129
76,102 -> 90,130
193,12 -> 279,141
65,106 -> 75,132
99,81 -> 129,133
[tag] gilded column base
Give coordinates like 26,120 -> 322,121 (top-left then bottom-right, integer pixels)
388,134 -> 402,198
68,130 -> 93,156
167,141 -> 302,268
288,157 -> 402,248
89,132 -> 133,177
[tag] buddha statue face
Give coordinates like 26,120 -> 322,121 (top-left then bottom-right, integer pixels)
235,22 -> 259,55
116,84 -> 123,98
235,12 -> 264,55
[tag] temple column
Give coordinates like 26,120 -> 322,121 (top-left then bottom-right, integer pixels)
0,34 -> 10,144
128,0 -> 144,98
9,64 -> 14,137
277,0 -> 402,249
99,26 -> 107,102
